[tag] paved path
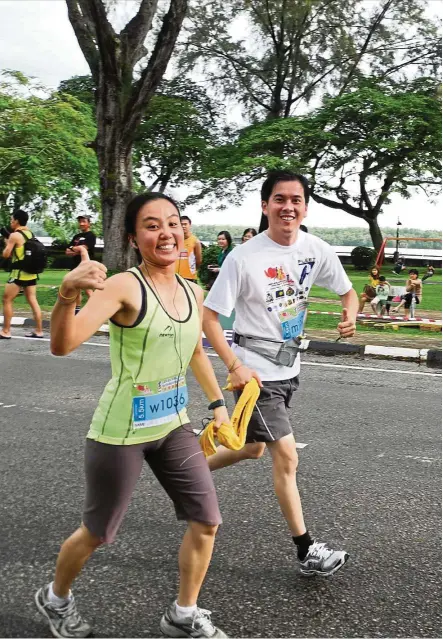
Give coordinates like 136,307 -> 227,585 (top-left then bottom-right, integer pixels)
0,330 -> 441,638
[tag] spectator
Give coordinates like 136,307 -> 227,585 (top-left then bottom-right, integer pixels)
422,264 -> 435,283
207,231 -> 233,275
241,228 -> 257,243
393,269 -> 422,319
392,256 -> 405,276
175,215 -> 202,282
370,276 -> 390,317
358,266 -> 380,313
66,215 -> 96,314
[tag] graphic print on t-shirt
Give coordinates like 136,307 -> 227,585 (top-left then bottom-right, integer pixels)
263,260 -> 316,340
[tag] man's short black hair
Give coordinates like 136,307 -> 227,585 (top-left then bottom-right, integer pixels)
180,215 -> 191,224
124,192 -> 180,236
409,269 -> 419,276
12,209 -> 28,226
261,170 -> 310,204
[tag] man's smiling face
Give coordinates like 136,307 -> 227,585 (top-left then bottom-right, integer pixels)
261,179 -> 308,241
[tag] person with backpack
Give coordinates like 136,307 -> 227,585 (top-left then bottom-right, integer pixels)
1,209 -> 46,339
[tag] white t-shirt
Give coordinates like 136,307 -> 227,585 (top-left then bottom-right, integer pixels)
204,231 -> 352,381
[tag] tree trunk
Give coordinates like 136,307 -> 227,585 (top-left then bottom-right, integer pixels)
367,216 -> 383,252
96,81 -> 135,271
100,151 -> 135,271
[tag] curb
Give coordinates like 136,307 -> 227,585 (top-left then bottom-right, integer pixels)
3,317 -> 441,369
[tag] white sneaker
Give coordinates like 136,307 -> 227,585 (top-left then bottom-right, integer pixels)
299,541 -> 349,577
160,603 -> 228,637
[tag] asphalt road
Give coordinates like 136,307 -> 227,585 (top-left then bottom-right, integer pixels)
0,329 -> 441,638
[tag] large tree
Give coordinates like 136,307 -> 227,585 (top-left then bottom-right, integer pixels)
180,0 -> 441,239
65,0 -> 188,269
0,70 -> 98,227
201,78 -> 441,250
182,0 -> 441,120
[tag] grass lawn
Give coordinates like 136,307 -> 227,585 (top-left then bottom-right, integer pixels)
310,265 -> 442,312
1,266 -> 441,329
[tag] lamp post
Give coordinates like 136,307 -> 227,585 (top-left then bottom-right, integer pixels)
394,217 -> 402,262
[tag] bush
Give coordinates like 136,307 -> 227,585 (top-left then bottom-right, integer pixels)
351,246 -> 377,270
198,244 -> 220,289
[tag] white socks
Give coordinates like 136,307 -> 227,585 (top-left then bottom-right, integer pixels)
48,582 -> 71,606
174,600 -> 197,619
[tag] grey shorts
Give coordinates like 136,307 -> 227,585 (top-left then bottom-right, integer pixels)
83,426 -> 222,543
234,376 -> 299,443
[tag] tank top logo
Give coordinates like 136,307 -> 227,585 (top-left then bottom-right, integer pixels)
159,325 -> 174,338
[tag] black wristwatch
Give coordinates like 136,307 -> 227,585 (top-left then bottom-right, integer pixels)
208,399 -> 226,411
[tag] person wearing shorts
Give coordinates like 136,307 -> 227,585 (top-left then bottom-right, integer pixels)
66,215 -> 97,313
0,209 -> 43,339
175,215 -> 202,282
35,193 -> 228,638
203,170 -> 359,577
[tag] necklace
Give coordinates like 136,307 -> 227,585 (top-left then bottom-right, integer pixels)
141,262 -> 180,320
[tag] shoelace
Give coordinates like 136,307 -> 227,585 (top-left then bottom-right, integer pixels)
191,607 -> 215,634
308,542 -> 334,560
50,597 -> 83,627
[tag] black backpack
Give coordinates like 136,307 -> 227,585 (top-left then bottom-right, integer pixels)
15,231 -> 48,274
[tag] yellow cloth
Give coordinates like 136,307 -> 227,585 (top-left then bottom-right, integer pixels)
199,378 -> 260,457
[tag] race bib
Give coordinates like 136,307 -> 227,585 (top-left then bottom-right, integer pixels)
278,301 -> 308,341
132,375 -> 188,430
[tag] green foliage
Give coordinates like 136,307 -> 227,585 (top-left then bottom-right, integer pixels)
198,244 -> 220,288
0,70 -> 99,219
351,246 -> 377,270
57,75 -> 96,112
42,216 -> 78,246
133,77 -> 219,192
59,74 -> 219,195
197,78 -> 441,249
192,225 -> 441,249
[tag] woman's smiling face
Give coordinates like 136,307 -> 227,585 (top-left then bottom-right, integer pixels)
134,199 -> 183,266
217,234 -> 228,249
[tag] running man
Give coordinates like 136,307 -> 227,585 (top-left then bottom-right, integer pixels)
35,193 -> 227,638
203,170 -> 358,577
175,215 -> 202,282
0,209 -> 43,339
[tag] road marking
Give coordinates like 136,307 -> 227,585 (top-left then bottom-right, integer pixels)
192,428 -> 307,448
301,362 -> 441,377
6,335 -> 441,376
2,404 -> 16,408
7,335 -> 108,347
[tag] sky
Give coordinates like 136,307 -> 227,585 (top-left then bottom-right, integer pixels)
0,0 -> 441,231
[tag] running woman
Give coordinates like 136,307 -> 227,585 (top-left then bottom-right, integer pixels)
35,192 -> 228,638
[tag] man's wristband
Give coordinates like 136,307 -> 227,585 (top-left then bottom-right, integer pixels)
208,399 -> 226,411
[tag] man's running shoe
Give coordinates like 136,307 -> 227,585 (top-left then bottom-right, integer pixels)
35,585 -> 92,638
299,541 -> 349,577
160,603 -> 227,638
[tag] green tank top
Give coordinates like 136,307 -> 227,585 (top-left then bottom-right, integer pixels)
87,267 -> 200,445
11,229 -> 37,280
